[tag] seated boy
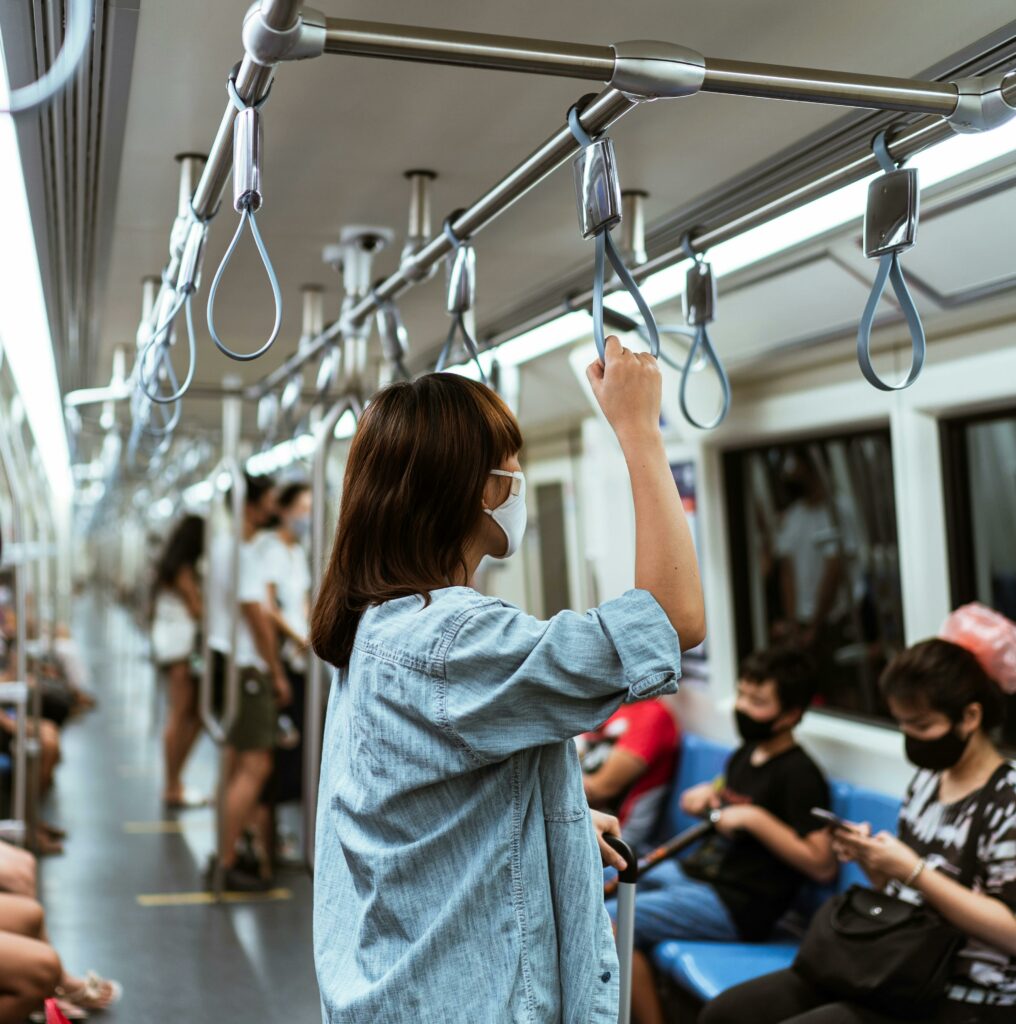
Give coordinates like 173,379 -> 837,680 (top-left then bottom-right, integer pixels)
606,647 -> 837,1024
579,698 -> 681,852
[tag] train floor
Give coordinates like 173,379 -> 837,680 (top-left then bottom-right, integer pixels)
38,596 -> 320,1022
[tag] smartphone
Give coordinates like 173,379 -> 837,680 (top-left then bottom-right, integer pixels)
810,807 -> 859,833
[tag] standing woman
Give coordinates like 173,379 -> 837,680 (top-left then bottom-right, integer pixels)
151,514 -> 205,808
311,338 -> 705,1023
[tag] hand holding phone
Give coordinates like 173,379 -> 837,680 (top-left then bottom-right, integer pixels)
810,807 -> 860,833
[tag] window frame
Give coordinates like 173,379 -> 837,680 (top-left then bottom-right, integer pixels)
722,423 -> 903,731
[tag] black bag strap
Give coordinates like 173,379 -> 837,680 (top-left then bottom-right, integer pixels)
955,761 -> 1010,889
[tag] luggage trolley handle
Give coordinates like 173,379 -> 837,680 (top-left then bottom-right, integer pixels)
603,834 -> 638,1024
198,456 -> 246,745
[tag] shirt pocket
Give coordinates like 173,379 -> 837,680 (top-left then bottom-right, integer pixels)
539,741 -> 588,822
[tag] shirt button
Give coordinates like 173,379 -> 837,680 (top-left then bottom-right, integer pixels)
600,972 -> 611,983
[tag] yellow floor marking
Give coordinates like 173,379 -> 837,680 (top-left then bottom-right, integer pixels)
137,888 -> 292,907
122,820 -> 211,835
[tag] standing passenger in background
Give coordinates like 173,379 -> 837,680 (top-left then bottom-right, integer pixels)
150,514 -> 205,809
256,482 -> 313,864
206,474 -> 292,891
311,337 -> 704,1024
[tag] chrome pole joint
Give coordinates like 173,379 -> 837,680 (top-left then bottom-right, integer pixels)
948,70 -> 1016,133
609,40 -> 706,100
242,3 -> 327,66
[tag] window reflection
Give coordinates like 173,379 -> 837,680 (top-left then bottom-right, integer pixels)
943,411 -> 1016,747
728,432 -> 903,720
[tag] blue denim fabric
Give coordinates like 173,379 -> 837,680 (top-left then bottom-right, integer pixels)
604,859 -> 739,947
314,586 -> 681,1023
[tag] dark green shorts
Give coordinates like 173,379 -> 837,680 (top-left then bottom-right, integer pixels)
230,667 -> 276,752
211,652 -> 276,752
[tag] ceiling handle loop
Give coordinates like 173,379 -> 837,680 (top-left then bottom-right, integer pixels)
677,234 -> 731,430
205,71 -> 283,363
856,131 -> 925,392
0,0 -> 92,115
567,104 -> 660,363
138,289 -> 199,405
371,285 -> 411,382
439,214 -> 487,384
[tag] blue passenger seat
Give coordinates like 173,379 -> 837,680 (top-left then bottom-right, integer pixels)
648,734 -> 901,1002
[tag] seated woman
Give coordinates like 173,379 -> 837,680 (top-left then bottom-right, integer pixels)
702,615 -> 1016,1024
0,892 -> 121,1021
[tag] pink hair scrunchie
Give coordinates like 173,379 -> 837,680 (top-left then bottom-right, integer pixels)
940,603 -> 1016,695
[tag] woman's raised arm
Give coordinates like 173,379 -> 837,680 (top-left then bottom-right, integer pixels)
586,337 -> 706,650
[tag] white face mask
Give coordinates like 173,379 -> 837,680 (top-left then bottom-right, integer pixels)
485,470 -> 527,558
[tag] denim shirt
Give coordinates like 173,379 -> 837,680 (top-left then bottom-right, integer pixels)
314,586 -> 681,1023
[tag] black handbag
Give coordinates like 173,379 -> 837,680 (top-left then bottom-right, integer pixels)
794,764 -> 1006,1019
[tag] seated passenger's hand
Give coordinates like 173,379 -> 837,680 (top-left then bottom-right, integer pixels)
589,809 -> 627,871
713,804 -> 765,838
830,821 -> 871,862
856,831 -> 921,885
680,782 -> 720,818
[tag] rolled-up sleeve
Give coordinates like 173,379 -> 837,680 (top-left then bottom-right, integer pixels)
441,589 -> 681,764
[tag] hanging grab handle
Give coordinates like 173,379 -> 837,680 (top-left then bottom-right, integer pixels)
856,132 -> 925,392
567,104 -> 659,363
372,284 -> 411,382
436,216 -> 488,384
138,215 -> 208,404
206,73 -> 283,362
0,0 -> 91,115
677,235 -> 731,430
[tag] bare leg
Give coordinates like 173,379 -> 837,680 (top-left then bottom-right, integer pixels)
631,949 -> 667,1024
163,663 -> 201,801
37,720 -> 61,794
0,931 -> 62,1024
221,749 -> 272,870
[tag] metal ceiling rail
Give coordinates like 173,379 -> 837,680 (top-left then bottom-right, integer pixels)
320,18 -> 959,115
133,4 -> 1016,411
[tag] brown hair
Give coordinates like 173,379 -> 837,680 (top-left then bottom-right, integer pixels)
879,638 -> 1004,731
310,374 -> 522,668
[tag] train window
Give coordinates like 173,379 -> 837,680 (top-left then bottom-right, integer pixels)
941,409 -> 1016,748
724,430 -> 904,723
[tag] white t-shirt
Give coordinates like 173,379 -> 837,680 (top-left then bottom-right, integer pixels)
775,498 -> 858,623
256,531 -> 311,670
206,531 -> 267,670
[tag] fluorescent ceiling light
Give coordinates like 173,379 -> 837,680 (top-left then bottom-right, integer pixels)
0,38 -> 72,501
478,117 -> 1016,367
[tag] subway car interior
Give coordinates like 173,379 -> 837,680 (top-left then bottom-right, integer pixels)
1,2 -> 1016,1022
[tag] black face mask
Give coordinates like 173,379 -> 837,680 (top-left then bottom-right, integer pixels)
735,709 -> 782,743
904,726 -> 971,771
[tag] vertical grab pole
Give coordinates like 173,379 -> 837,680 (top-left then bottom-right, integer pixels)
0,426 -> 28,843
197,380 -> 245,897
303,393 -> 361,871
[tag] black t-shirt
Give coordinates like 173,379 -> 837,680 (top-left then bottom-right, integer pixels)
683,741 -> 830,940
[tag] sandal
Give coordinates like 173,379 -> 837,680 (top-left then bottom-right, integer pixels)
58,971 -> 123,1011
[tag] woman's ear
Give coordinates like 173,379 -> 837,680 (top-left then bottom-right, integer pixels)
960,701 -> 983,737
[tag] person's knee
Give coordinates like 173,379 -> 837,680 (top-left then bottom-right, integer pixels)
17,944 -> 61,998
26,900 -> 45,938
698,990 -> 738,1024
